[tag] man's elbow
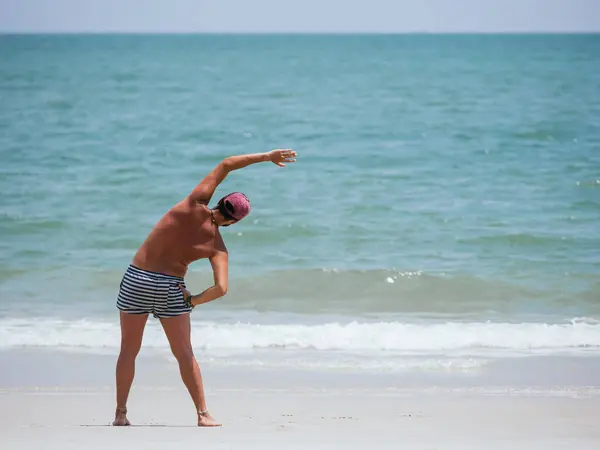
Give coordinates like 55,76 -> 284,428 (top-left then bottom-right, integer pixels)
215,283 -> 228,297
220,157 -> 234,172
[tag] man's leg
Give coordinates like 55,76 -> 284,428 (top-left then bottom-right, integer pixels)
160,313 -> 221,427
113,311 -> 148,426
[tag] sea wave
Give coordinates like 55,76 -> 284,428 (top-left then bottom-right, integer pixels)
1,318 -> 598,357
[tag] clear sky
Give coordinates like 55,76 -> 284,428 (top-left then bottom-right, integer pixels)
0,0 -> 598,33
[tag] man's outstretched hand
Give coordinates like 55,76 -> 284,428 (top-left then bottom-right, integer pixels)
268,149 -> 297,167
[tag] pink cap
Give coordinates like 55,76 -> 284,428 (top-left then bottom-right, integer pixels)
222,192 -> 251,221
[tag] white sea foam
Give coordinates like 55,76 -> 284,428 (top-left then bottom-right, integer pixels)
1,318 -> 599,357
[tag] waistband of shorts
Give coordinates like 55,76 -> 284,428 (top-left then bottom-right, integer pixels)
127,264 -> 184,281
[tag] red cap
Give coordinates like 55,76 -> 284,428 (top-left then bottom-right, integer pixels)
222,192 -> 251,221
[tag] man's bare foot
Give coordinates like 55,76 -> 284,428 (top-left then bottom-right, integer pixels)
198,410 -> 221,427
112,407 -> 131,426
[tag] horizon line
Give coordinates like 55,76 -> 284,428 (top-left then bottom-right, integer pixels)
1,30 -> 599,35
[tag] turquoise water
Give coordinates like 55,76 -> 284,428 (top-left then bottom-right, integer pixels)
1,35 -> 599,365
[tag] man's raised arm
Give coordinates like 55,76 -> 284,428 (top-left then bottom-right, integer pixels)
189,149 -> 296,204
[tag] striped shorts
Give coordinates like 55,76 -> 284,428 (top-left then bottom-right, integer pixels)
116,265 -> 192,319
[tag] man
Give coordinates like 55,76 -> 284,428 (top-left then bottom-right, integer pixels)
112,148 -> 297,427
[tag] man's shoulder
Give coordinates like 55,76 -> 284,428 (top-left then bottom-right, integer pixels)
169,198 -> 211,216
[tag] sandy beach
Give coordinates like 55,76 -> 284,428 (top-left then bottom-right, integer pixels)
2,350 -> 599,449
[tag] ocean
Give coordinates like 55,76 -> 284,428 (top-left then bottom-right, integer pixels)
1,34 -> 599,374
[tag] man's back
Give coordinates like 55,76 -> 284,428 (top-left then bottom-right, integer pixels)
132,200 -> 225,277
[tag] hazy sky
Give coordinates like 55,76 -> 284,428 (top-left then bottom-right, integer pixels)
1,0 -> 598,33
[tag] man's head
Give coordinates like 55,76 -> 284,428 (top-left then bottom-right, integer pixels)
212,192 -> 251,227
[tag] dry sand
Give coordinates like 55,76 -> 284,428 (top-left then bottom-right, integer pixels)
2,350 -> 599,449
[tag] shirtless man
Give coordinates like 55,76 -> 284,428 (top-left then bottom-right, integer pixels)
112,149 -> 297,427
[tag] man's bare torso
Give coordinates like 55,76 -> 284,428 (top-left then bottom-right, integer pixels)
132,200 -> 226,277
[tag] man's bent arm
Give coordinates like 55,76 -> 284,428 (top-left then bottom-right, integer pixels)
184,250 -> 229,307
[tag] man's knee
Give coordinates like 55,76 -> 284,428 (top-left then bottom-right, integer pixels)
173,346 -> 195,365
119,342 -> 142,360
